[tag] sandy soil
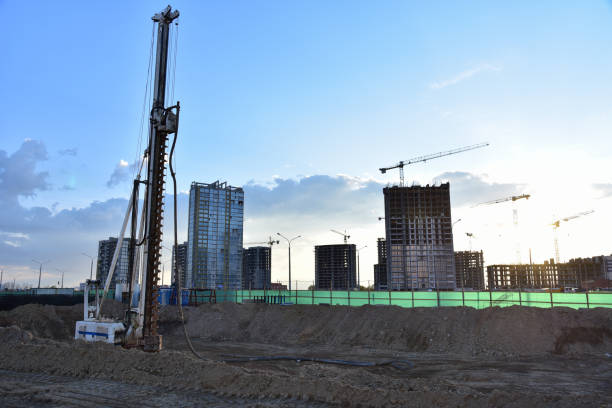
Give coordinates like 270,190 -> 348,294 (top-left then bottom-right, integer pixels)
0,302 -> 610,407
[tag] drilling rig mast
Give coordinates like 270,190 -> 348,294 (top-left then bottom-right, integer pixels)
74,6 -> 180,352
139,4 -> 180,352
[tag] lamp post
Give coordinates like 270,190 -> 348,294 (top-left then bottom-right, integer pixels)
32,259 -> 50,288
81,253 -> 95,280
55,268 -> 65,288
357,245 -> 367,289
277,233 -> 301,291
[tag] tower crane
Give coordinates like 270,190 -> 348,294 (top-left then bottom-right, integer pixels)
474,194 -> 531,206
379,142 -> 489,186
465,232 -> 476,251
244,236 -> 280,247
330,229 -> 350,244
551,210 -> 594,263
474,194 -> 530,263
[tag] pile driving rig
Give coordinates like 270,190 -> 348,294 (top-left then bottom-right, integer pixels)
75,5 -> 180,352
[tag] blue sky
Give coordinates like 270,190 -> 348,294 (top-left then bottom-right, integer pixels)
1,1 -> 612,287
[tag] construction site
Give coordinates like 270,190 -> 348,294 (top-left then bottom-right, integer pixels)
1,4 -> 612,408
0,298 -> 610,407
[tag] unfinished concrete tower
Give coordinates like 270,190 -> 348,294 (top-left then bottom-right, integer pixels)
315,244 -> 357,289
454,250 -> 485,290
373,238 -> 388,290
242,246 -> 272,289
383,183 -> 455,290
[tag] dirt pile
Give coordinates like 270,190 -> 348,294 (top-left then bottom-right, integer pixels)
0,338 -> 606,408
161,303 -> 612,356
0,300 -> 126,340
0,325 -> 34,344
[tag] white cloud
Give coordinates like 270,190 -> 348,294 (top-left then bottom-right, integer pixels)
430,64 -> 501,90
106,159 -> 138,187
0,231 -> 30,240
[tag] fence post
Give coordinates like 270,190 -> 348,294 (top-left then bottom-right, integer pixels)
518,286 -> 522,307
436,287 -> 440,308
549,288 -> 553,308
348,287 -> 350,307
489,287 -> 492,308
411,284 -> 414,308
585,290 -> 590,309
368,286 -> 370,305
312,286 -> 314,305
388,288 -> 391,306
295,280 -> 297,304
330,286 -> 332,305
461,285 -> 465,307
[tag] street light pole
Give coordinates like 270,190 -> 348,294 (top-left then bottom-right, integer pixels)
55,268 -> 65,288
357,245 -> 367,289
277,233 -> 301,291
81,253 -> 94,280
32,259 -> 50,289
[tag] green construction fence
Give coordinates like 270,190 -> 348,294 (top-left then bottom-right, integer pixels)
215,289 -> 612,309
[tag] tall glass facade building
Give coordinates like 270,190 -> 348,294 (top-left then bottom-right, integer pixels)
96,237 -> 135,291
186,181 -> 244,289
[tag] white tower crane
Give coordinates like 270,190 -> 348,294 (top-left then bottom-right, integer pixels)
379,142 -> 489,186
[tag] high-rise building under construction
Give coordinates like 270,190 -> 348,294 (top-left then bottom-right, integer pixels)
383,183 -> 455,290
96,237 -> 135,291
186,181 -> 244,289
315,244 -> 357,289
242,246 -> 271,289
171,241 -> 188,288
373,238 -> 387,290
454,250 -> 485,290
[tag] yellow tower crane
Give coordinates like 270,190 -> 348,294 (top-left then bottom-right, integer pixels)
474,194 -> 530,263
551,210 -> 594,263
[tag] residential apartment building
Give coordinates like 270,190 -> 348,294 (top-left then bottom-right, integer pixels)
186,181 -> 244,289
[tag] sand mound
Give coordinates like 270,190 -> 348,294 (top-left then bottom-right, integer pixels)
0,300 -> 126,340
161,303 -> 612,356
0,325 -> 33,344
2,300 -> 610,356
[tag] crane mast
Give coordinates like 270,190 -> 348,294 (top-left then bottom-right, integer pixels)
379,142 -> 489,186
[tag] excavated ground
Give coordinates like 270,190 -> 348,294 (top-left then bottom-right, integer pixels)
0,302 -> 610,407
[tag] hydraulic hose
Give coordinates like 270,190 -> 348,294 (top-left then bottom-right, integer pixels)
168,102 -> 209,362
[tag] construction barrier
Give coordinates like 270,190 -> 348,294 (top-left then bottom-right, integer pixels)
1,289 -> 610,309
216,289 -> 612,309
